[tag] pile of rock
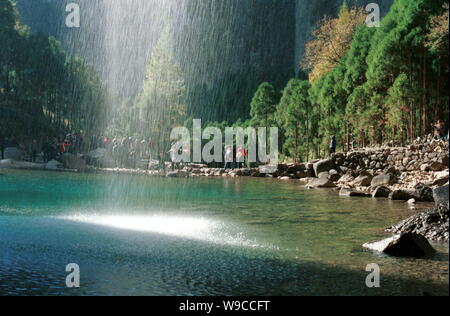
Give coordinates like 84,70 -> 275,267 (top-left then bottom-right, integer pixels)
385,184 -> 449,241
332,139 -> 449,174
363,184 -> 449,258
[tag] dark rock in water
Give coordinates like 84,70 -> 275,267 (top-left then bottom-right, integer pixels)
389,186 -> 434,202
389,190 -> 416,201
352,175 -> 373,187
433,184 -> 449,208
372,186 -> 392,198
371,173 -> 396,187
386,204 -> 449,241
339,188 -> 371,197
306,177 -> 336,188
363,233 -> 436,257
413,184 -> 434,202
313,159 -> 335,177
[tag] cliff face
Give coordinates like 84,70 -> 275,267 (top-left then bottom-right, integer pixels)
15,0 -> 393,120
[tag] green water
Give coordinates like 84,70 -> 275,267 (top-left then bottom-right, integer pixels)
0,169 -> 448,296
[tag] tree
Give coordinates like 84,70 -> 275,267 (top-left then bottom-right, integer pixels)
249,82 -> 279,128
276,79 -> 311,162
138,26 -> 187,152
386,73 -> 419,142
301,1 -> 365,82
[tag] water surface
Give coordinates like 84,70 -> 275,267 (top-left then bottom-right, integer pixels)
0,169 -> 448,295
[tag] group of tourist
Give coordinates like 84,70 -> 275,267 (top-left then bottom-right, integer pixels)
1,118 -> 448,169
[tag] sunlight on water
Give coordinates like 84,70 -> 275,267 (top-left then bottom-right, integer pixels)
58,213 -> 264,249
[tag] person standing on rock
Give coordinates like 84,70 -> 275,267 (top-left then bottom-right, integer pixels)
329,136 -> 337,155
433,120 -> 447,141
224,145 -> 234,170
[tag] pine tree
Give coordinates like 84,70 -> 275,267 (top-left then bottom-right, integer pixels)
250,82 -> 279,128
138,26 -> 187,151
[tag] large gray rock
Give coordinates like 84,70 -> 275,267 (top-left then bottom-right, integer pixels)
387,205 -> 449,241
372,186 -> 392,198
389,190 -> 416,201
390,186 -> 434,202
371,173 -> 396,187
328,169 -> 341,182
306,177 -> 336,188
363,233 -> 436,257
0,159 -> 14,169
62,154 -> 87,170
317,171 -> 330,179
352,175 -> 373,187
313,159 -> 335,177
433,184 -> 449,208
337,174 -> 354,184
46,160 -> 62,170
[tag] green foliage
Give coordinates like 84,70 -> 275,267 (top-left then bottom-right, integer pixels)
0,0 -> 106,141
276,79 -> 311,162
249,82 -> 280,128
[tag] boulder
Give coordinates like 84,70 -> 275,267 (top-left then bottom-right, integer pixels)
414,185 -> 434,202
317,171 -> 330,179
258,164 -> 278,174
371,173 -> 396,187
352,175 -> 373,187
3,147 -> 24,160
0,159 -> 14,169
429,161 -> 446,171
62,154 -> 87,170
433,184 -> 449,208
46,160 -> 62,170
363,233 -> 436,257
390,186 -> 434,202
372,186 -> 392,198
328,169 -> 341,182
339,188 -> 371,197
313,159 -> 335,177
337,174 -> 354,184
387,205 -> 449,241
389,190 -> 416,201
166,170 -> 189,178
306,178 -> 336,188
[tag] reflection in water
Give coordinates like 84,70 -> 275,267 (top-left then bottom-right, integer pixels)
59,213 -> 260,248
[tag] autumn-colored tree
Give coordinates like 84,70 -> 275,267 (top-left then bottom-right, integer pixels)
301,1 -> 365,82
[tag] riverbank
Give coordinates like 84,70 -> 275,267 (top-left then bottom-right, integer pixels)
2,138 -> 449,202
2,138 -> 449,240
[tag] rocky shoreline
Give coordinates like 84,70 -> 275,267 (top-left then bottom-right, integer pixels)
2,138 -> 449,244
